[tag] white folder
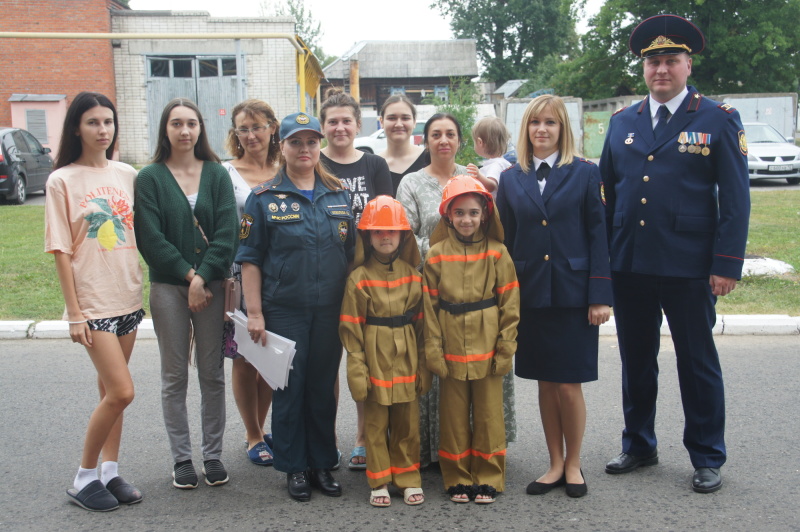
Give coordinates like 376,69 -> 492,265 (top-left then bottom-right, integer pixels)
228,309 -> 296,390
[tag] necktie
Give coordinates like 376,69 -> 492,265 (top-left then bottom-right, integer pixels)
537,162 -> 550,182
653,104 -> 671,138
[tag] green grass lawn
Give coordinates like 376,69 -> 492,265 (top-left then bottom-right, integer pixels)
0,190 -> 798,319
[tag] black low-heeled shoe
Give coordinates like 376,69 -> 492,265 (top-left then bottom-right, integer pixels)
565,469 -> 588,498
526,474 -> 566,495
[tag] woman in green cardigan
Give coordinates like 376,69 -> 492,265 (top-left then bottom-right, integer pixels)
134,98 -> 238,490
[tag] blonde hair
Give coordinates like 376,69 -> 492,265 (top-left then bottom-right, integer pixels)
516,95 -> 579,173
472,116 -> 509,158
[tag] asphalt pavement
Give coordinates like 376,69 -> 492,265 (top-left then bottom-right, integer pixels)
1,336 -> 798,531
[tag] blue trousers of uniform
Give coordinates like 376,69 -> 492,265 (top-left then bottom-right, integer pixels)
612,272 -> 726,468
266,303 -> 342,473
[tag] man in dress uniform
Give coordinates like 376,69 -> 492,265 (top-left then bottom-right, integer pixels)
599,14 -> 750,493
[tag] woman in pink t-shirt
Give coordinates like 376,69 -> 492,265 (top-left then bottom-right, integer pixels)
45,92 -> 144,512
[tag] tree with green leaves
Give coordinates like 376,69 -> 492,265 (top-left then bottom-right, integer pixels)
259,0 -> 333,67
431,0 -> 578,85
552,0 -> 800,99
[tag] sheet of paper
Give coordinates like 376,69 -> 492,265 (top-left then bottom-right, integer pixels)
228,310 -> 296,390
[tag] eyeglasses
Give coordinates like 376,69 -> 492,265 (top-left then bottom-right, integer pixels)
234,126 -> 269,137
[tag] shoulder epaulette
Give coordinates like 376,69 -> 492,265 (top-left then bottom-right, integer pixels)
252,181 -> 274,195
686,92 -> 703,112
579,157 -> 596,165
717,102 -> 736,114
501,165 -> 515,173
613,106 -> 629,116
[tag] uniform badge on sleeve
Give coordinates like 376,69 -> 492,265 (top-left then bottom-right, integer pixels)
738,130 -> 748,156
240,214 -> 254,240
338,221 -> 348,242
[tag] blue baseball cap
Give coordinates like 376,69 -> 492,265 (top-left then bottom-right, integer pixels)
629,14 -> 705,58
279,112 -> 324,140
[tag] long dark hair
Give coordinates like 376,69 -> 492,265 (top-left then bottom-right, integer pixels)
54,92 -> 118,169
151,98 -> 220,163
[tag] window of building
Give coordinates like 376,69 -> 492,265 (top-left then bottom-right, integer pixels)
221,58 -> 237,76
173,59 -> 193,78
148,56 -> 237,79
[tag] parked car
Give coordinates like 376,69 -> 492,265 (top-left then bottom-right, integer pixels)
744,122 -> 800,185
354,120 -> 426,154
0,127 -> 53,204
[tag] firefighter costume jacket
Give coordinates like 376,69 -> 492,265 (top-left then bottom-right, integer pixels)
423,218 -> 520,381
340,231 -> 430,405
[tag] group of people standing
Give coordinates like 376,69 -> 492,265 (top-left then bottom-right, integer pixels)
47,13 -> 749,514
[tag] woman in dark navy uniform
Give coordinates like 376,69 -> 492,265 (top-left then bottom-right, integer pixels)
237,112 -> 355,502
496,95 -> 612,498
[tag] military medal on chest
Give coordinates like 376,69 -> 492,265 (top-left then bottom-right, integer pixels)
687,132 -> 698,153
677,132 -> 688,153
700,133 -> 711,156
625,133 -> 635,145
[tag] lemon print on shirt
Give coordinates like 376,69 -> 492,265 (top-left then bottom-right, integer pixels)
84,197 -> 134,250
97,220 -> 118,250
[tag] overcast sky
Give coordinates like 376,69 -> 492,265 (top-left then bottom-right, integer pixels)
129,0 -> 603,59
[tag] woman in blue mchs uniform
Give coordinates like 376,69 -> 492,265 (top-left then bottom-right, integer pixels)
496,95 -> 612,499
237,112 -> 355,502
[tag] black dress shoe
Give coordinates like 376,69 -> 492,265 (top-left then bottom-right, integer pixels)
287,471 -> 311,502
526,474 -> 566,495
309,468 -> 342,497
565,469 -> 588,498
692,467 -> 722,493
605,450 -> 658,474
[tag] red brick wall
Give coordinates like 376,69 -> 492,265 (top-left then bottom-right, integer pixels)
0,0 -> 119,126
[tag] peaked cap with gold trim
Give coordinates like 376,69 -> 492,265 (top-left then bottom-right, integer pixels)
629,14 -> 705,58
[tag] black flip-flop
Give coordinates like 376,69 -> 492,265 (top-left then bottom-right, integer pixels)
106,476 -> 143,505
66,480 -> 119,512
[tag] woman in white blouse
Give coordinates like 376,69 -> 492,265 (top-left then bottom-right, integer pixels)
222,99 -> 281,466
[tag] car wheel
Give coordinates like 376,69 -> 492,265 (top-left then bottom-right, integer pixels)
12,176 -> 26,205
787,178 -> 800,185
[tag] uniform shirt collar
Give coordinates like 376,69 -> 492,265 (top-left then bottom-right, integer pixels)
533,151 -> 559,171
649,86 -> 688,119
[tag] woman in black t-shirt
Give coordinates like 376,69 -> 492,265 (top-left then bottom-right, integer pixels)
320,88 -> 393,227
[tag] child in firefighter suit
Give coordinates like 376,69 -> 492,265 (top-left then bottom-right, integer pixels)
339,195 -> 431,508
423,175 -> 520,504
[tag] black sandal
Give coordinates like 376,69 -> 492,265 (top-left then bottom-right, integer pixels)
474,484 -> 498,504
446,483 -> 472,503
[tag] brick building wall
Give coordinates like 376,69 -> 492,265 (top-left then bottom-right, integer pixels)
0,0 -> 120,126
112,11 -> 298,163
